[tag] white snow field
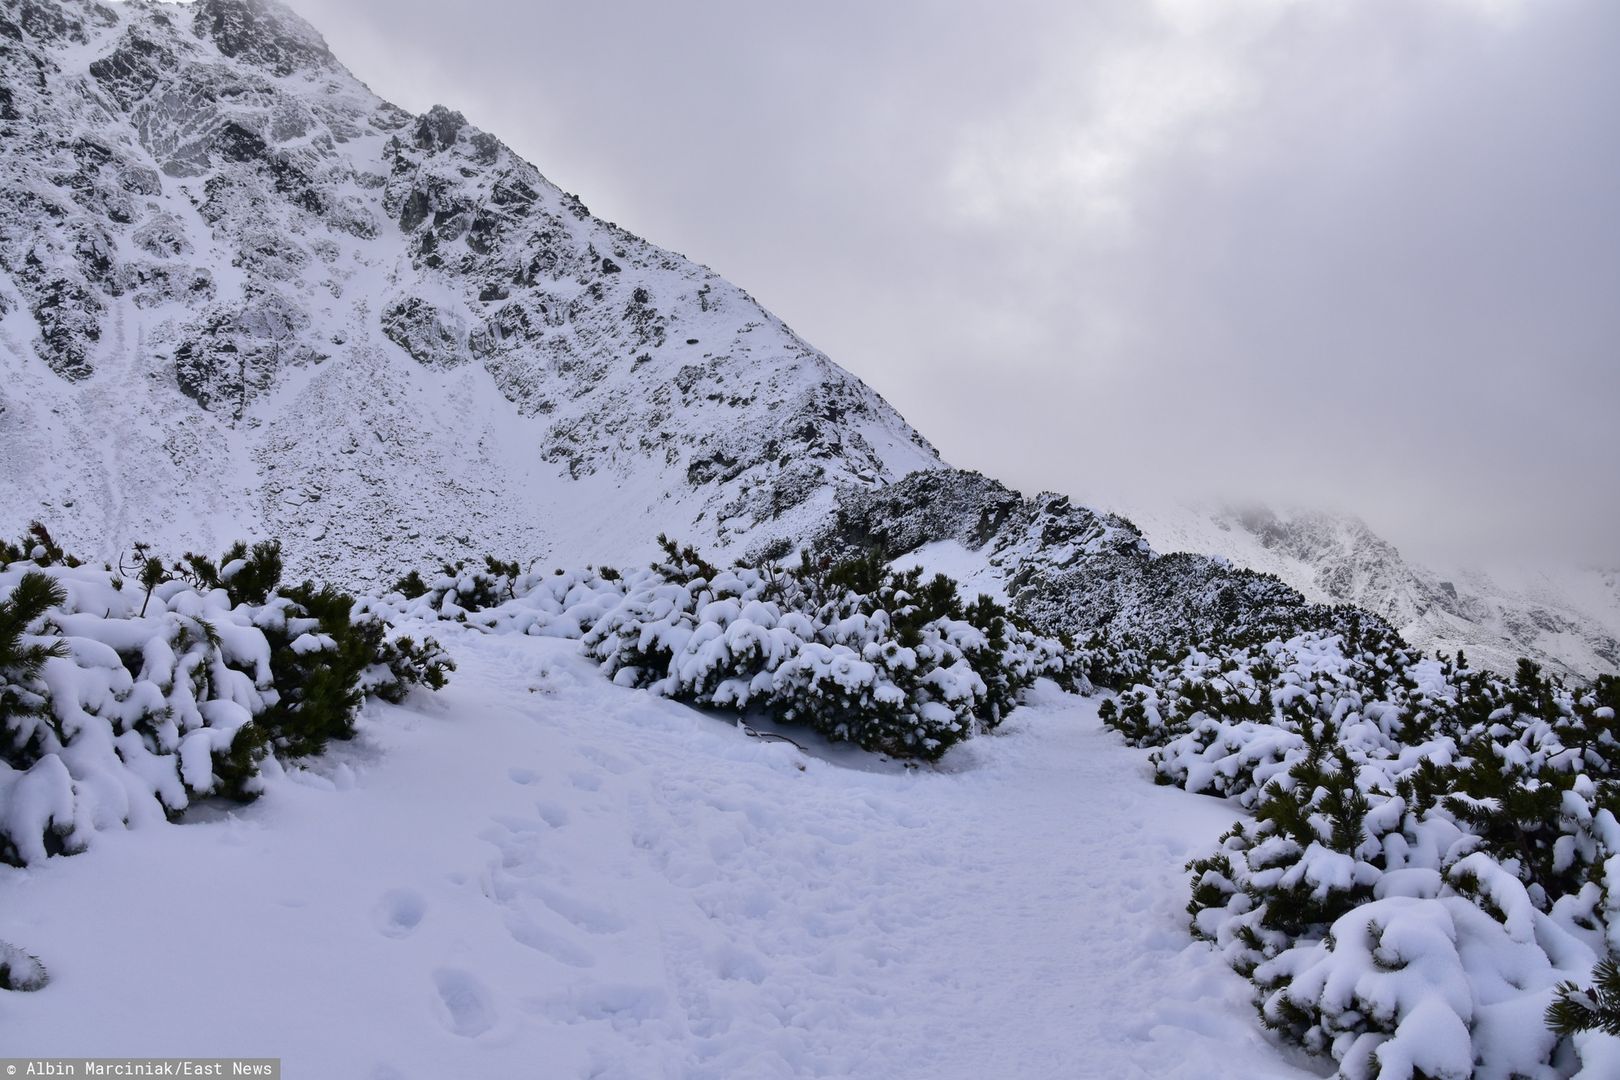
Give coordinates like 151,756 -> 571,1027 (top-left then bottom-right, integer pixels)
2,628 -> 1320,1080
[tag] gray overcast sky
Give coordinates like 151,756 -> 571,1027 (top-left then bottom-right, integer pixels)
288,0 -> 1619,564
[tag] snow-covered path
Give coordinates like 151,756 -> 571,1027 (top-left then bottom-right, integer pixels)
3,632 -> 1321,1079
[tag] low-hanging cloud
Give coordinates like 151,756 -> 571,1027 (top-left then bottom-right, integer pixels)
289,0 -> 1620,565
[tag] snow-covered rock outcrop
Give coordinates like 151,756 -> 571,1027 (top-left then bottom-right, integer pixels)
807,470 -> 1381,666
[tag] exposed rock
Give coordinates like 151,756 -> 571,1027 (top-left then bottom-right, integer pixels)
192,0 -> 333,77
808,470 -> 1365,657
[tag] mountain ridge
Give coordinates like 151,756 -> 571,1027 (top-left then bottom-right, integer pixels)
1114,502 -> 1620,679
0,0 -> 937,583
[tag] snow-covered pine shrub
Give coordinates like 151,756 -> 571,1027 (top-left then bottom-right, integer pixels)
381,555 -> 641,644
0,938 -> 48,991
0,532 -> 451,866
1255,888 -> 1573,1079
585,561 -> 809,705
1101,647 -> 1279,748
793,552 -> 1084,727
771,610 -> 982,759
251,582 -> 436,756
1155,715 -> 1306,801
1103,625 -> 1620,1076
168,541 -> 455,758
1438,663 -> 1620,911
360,611 -> 456,702
1,558 -> 272,862
392,569 -> 430,600
964,592 -> 1083,727
384,537 -> 1081,761
576,538 -> 1083,760
392,555 -> 522,620
0,522 -> 75,570
580,541 -> 824,715
466,568 -> 629,640
584,573 -> 729,691
1550,955 -> 1620,1038
378,558 -> 629,641
0,571 -> 68,745
780,546 -> 1083,755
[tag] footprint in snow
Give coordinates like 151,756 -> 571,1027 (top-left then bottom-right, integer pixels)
575,745 -> 635,775
373,888 -> 426,939
431,968 -> 496,1037
537,982 -> 665,1025
531,882 -> 628,934
507,766 -> 541,785
504,913 -> 597,968
492,814 -> 550,835
534,800 -> 569,828
712,942 -> 768,984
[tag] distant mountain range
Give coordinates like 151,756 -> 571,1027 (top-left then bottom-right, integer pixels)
1114,503 -> 1620,679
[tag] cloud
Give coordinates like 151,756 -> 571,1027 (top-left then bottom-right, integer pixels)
288,0 -> 1619,564
944,0 -> 1288,238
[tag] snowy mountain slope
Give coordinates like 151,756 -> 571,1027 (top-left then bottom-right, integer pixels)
0,0 -> 938,583
1115,503 -> 1620,679
2,624 -> 1316,1079
2,0 -> 1607,690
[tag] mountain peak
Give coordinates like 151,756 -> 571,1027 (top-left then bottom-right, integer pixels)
0,0 -> 940,581
192,0 -> 334,77
413,105 -> 471,152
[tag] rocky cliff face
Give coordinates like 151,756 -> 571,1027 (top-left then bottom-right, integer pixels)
0,0 -> 937,582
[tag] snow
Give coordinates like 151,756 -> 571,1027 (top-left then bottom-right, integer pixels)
1257,894 -> 1570,1080
1,1 -> 1604,1071
0,558 -> 361,862
1,628 -> 1317,1079
1109,501 -> 1620,681
1105,615 -> 1620,1076
889,540 -> 1013,607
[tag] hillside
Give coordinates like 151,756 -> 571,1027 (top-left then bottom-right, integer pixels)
0,0 -> 937,583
